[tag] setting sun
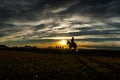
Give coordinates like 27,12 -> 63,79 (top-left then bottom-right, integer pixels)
60,40 -> 67,45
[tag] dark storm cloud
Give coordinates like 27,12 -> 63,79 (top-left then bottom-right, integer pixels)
59,0 -> 119,18
0,0 -> 119,21
0,0 -> 78,22
0,7 -> 11,21
0,0 -> 38,21
34,0 -> 78,9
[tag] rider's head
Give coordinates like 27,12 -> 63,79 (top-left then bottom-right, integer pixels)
72,37 -> 74,39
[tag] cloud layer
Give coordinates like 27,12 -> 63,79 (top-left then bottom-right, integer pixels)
0,0 -> 120,48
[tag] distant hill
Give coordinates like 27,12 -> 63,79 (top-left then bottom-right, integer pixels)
0,45 -> 8,48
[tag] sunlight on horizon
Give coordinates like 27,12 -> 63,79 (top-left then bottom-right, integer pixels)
60,40 -> 67,46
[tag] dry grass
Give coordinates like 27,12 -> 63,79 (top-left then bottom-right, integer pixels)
0,50 -> 120,80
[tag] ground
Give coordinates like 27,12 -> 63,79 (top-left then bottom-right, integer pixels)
0,50 -> 120,80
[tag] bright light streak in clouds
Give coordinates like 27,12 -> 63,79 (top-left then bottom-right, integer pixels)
52,7 -> 68,13
107,17 -> 120,23
41,35 -> 120,40
12,18 -> 54,26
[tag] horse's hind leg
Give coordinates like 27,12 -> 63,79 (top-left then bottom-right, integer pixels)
69,46 -> 71,50
74,47 -> 77,51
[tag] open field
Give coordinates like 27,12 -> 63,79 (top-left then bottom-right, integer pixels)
0,50 -> 120,80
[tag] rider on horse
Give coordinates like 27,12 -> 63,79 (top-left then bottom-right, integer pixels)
71,37 -> 74,44
67,37 -> 77,50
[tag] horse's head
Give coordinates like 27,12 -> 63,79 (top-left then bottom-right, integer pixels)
67,41 -> 70,44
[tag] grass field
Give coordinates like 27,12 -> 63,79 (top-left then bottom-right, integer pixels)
0,50 -> 120,80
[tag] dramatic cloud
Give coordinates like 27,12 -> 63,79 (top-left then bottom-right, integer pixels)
0,0 -> 120,49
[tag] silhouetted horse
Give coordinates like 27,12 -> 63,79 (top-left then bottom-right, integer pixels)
67,41 -> 77,50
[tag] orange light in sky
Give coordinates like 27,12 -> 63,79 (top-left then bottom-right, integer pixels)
60,40 -> 67,45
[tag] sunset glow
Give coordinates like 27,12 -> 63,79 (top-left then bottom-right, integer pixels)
60,40 -> 67,46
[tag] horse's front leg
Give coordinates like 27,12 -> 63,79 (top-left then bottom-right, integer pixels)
69,46 -> 71,50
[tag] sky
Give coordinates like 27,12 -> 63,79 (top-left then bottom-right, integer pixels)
0,0 -> 120,49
